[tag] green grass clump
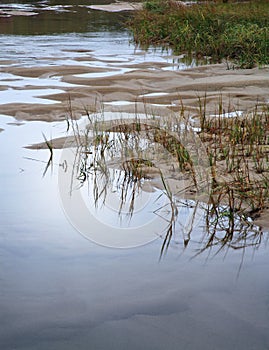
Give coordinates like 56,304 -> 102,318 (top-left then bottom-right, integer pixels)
198,102 -> 269,215
129,0 -> 269,68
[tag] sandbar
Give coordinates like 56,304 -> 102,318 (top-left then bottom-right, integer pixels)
0,61 -> 268,122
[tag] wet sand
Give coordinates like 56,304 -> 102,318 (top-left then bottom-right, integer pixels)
1,61 -> 268,122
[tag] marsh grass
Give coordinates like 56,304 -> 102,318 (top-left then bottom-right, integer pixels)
62,107 -> 208,249
129,0 -> 269,68
198,99 -> 269,220
59,97 -> 268,258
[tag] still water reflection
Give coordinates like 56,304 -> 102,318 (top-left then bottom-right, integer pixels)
0,1 -> 269,350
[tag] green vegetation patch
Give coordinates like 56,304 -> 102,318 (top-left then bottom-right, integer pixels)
129,0 -> 269,68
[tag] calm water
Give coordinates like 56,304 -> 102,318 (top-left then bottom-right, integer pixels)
1,2 -> 269,350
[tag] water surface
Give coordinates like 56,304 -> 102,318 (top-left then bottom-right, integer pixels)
0,2 -> 269,350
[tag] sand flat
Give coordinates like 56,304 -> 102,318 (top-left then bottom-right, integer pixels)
0,62 -> 268,122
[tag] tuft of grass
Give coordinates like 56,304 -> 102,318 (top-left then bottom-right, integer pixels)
198,98 -> 269,218
128,0 -> 269,68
